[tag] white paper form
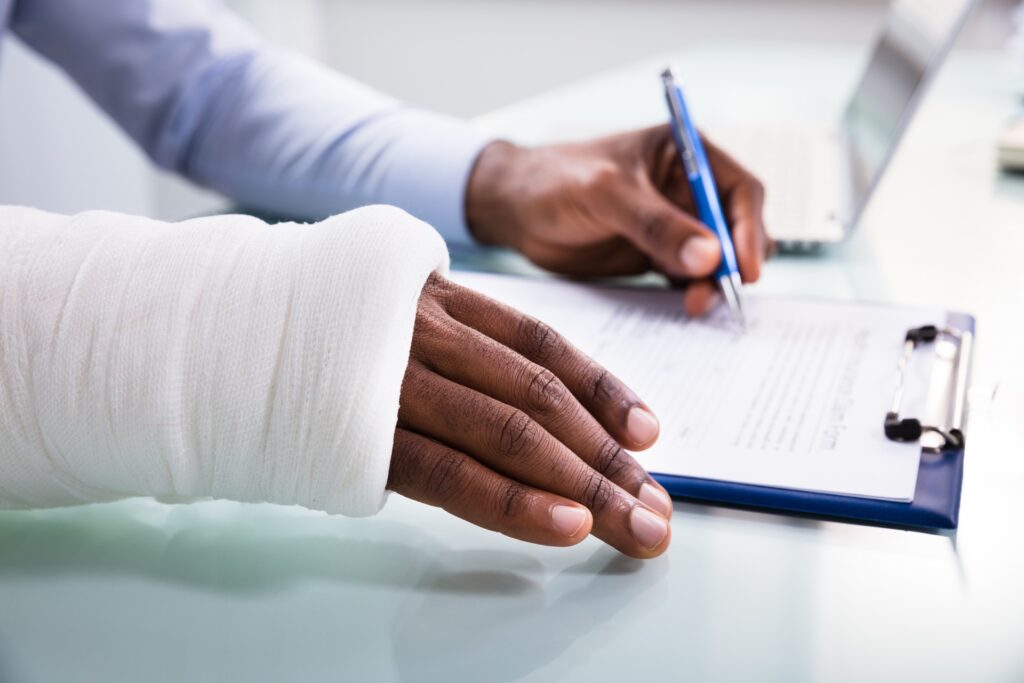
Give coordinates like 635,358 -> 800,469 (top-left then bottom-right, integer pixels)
453,272 -> 944,502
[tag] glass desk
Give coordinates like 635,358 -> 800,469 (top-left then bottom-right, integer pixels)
1,44 -> 1023,682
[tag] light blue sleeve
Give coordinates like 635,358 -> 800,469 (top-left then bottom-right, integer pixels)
9,0 -> 492,245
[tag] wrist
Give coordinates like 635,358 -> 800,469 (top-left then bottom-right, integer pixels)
465,140 -> 528,247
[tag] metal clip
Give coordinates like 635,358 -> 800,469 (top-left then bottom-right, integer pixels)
884,325 -> 971,452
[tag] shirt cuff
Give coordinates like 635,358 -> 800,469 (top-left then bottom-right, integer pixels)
376,109 -> 494,247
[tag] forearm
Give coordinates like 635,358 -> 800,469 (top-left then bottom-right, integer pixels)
10,0 -> 492,243
176,48 -> 492,243
0,204 -> 448,514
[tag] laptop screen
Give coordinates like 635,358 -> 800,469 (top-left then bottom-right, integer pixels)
843,0 -> 975,215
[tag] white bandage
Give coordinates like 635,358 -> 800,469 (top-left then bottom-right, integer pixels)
0,204 -> 448,515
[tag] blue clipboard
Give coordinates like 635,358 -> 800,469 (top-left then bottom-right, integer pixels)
652,312 -> 974,530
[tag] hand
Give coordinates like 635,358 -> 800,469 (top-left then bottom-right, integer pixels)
387,273 -> 674,558
466,125 -> 769,316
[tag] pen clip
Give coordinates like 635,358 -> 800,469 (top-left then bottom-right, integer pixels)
661,69 -> 700,180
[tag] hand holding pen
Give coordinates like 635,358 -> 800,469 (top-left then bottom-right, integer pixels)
662,66 -> 749,327
467,117 -> 768,320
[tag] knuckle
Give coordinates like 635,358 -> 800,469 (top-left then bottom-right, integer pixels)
583,160 -> 621,193
517,316 -> 562,364
638,209 -> 671,246
589,366 -> 619,405
425,449 -> 467,502
748,175 -> 766,201
498,481 -> 530,518
523,366 -> 567,416
580,471 -> 613,515
425,272 -> 464,312
422,271 -> 449,299
594,439 -> 630,480
412,306 -> 449,342
495,408 -> 537,460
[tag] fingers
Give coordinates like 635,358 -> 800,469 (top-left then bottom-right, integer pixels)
441,282 -> 661,452
665,275 -> 721,318
388,429 -> 593,547
615,186 -> 722,280
702,137 -> 767,283
683,281 -> 719,318
414,317 -> 672,516
723,177 -> 766,283
398,363 -> 672,558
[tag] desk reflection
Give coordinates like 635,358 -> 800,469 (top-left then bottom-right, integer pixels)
0,497 -> 826,681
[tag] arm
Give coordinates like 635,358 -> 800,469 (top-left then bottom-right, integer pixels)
11,0 -> 769,311
0,203 -> 674,557
7,0 -> 677,556
10,0 -> 491,244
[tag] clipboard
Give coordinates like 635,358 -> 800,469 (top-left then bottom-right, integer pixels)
651,311 -> 975,530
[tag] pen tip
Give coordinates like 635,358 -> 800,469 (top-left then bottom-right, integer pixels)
731,306 -> 747,332
719,273 -> 747,331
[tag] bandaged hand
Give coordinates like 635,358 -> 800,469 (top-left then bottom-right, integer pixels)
0,204 -> 672,559
0,205 -> 447,516
388,273 -> 674,559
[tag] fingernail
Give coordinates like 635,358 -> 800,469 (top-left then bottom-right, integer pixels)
630,505 -> 669,550
626,406 -> 660,446
679,236 -> 720,275
639,482 -> 673,518
551,505 -> 588,537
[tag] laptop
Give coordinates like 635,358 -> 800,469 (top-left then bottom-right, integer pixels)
720,0 -> 977,250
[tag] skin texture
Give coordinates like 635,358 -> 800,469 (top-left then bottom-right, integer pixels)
388,126 -> 769,558
388,274 -> 674,559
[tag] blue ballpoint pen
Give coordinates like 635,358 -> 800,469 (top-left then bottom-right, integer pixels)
661,67 -> 747,328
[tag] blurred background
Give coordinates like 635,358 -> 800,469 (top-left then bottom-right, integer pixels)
0,0 -> 1020,221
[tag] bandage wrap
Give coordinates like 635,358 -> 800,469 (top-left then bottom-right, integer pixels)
0,204 -> 448,515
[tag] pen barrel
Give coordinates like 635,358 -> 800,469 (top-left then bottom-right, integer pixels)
688,171 -> 742,279
663,73 -> 742,281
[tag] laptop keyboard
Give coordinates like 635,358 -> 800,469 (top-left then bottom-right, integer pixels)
711,125 -> 843,242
